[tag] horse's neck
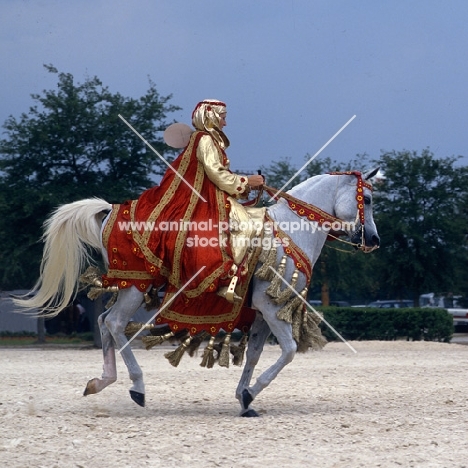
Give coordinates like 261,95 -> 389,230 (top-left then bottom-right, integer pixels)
287,174 -> 337,215
266,176 -> 337,268
267,200 -> 327,266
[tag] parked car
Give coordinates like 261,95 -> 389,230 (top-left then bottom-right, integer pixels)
367,300 -> 413,308
307,300 -> 350,307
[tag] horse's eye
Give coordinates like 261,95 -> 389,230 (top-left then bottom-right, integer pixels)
364,196 -> 371,205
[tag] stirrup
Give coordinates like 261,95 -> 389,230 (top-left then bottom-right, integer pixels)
218,276 -> 242,303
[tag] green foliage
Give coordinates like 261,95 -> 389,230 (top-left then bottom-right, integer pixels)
371,149 -> 468,301
319,307 -> 454,342
0,65 -> 180,289
260,155 -> 349,189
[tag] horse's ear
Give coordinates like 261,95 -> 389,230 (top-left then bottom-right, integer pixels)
363,167 -> 380,181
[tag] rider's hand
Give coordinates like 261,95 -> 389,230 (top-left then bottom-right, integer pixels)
247,175 -> 264,188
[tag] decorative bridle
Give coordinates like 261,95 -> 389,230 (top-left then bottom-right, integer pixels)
262,171 -> 374,251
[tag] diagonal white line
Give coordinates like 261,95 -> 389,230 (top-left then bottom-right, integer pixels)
118,266 -> 206,353
268,115 -> 356,203
268,266 -> 357,353
118,114 -> 207,202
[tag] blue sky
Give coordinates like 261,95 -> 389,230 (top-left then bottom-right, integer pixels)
1,0 -> 467,174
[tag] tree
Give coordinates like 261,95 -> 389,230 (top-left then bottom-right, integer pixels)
371,149 -> 468,304
0,65 -> 180,289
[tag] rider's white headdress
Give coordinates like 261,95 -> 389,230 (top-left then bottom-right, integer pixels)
192,99 -> 230,149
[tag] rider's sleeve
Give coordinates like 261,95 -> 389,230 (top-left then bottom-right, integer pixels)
196,135 -> 250,199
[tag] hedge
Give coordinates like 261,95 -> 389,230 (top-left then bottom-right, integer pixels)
316,307 -> 453,343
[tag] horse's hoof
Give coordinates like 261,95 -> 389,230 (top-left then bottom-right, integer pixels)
83,378 -> 98,396
241,409 -> 260,417
129,390 -> 145,407
242,389 -> 253,409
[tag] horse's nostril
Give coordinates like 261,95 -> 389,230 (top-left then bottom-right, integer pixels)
372,235 -> 380,247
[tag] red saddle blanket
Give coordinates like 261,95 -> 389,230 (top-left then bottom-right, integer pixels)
100,131 -> 262,335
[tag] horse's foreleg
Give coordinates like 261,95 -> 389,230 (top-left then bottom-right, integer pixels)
241,316 -> 297,417
83,309 -> 117,396
235,312 -> 271,417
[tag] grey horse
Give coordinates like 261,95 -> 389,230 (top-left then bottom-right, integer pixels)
14,169 -> 380,416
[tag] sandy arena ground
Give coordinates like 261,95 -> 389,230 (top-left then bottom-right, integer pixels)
1,340 -> 467,468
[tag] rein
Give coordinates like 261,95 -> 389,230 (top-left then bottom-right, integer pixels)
263,171 -> 373,251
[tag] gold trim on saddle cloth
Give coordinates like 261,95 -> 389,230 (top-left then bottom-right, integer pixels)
102,204 -> 120,251
156,243 -> 263,334
104,270 -> 154,280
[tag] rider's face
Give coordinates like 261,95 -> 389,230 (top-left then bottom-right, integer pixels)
218,112 -> 227,129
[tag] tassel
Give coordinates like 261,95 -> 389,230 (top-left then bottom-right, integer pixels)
258,244 -> 270,264
165,335 -> 192,367
230,334 -> 248,366
105,292 -> 118,309
273,269 -> 300,305
149,324 -> 171,336
277,287 -> 308,324
80,267 -> 120,306
298,311 -> 327,353
142,331 -> 174,350
255,246 -> 277,281
200,336 -> 216,368
124,321 -> 154,338
187,331 -> 210,357
218,334 -> 231,368
291,304 -> 304,344
266,255 -> 287,299
86,285 -> 118,303
143,287 -> 162,311
277,295 -> 301,324
79,266 -> 103,287
87,287 -> 105,301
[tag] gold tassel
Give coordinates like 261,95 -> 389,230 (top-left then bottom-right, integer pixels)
165,335 -> 192,367
230,334 -> 248,366
86,285 -> 118,302
124,321 -> 154,338
277,287 -> 308,324
105,291 -> 118,309
142,331 -> 174,350
273,269 -> 300,305
218,334 -> 231,368
266,255 -> 287,299
258,244 -> 270,264
200,336 -> 216,368
297,311 -> 327,352
79,266 -> 103,287
187,331 -> 210,357
255,246 -> 277,281
87,287 -> 105,301
291,303 -> 304,344
80,267 -> 120,306
277,295 -> 301,324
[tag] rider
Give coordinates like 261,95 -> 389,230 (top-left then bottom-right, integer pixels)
107,99 -> 265,305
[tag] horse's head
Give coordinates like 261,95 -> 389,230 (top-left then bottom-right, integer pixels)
333,168 -> 380,253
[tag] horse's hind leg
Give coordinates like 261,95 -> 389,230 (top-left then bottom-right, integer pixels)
235,312 -> 271,417
83,308 -> 118,396
84,287 -> 146,406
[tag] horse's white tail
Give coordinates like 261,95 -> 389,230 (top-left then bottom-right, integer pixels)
14,198 -> 112,317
